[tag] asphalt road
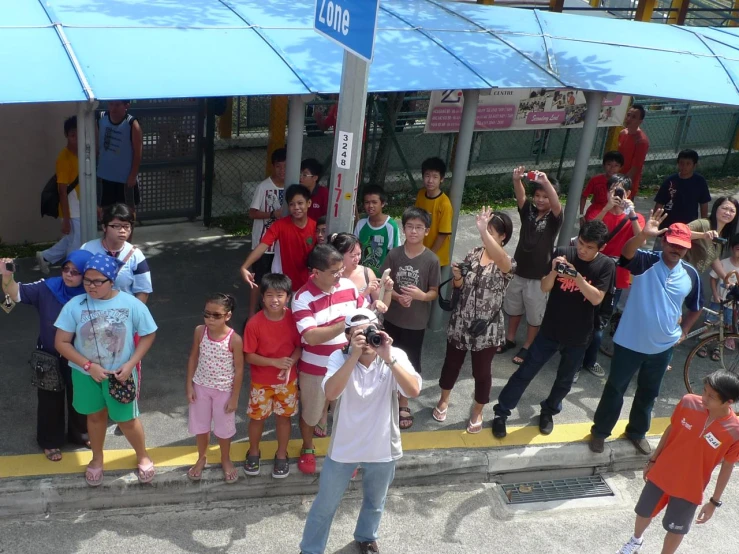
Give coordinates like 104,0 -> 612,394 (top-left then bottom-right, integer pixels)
0,470 -> 735,554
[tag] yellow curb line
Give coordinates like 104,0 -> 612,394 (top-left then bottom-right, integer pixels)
0,417 -> 670,479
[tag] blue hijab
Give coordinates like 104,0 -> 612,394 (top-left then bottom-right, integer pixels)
44,250 -> 94,305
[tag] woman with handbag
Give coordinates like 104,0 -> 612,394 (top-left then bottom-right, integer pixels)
432,207 -> 516,433
54,253 -> 158,486
0,250 -> 93,461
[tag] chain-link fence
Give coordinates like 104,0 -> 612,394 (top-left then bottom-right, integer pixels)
204,92 -> 739,225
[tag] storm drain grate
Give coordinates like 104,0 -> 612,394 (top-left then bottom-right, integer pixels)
501,476 -> 614,504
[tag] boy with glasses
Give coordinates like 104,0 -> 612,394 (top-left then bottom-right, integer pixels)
292,245 -> 366,474
300,158 -> 328,222
380,207 -> 440,429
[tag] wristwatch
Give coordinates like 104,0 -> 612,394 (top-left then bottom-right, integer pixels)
629,216 -> 639,221
386,357 -> 398,367
83,360 -> 92,372
709,497 -> 723,508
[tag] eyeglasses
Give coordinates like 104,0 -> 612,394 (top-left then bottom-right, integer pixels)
203,311 -> 228,320
324,267 -> 345,278
83,278 -> 111,287
300,172 -> 316,179
107,224 -> 132,232
404,225 -> 426,233
62,268 -> 81,277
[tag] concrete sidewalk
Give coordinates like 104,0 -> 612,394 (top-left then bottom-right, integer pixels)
0,196 -> 716,505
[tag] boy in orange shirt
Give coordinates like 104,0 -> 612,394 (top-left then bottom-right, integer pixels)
579,150 -> 624,222
243,273 -> 302,479
415,157 -> 453,269
616,371 -> 739,554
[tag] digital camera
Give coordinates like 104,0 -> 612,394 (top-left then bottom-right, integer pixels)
457,261 -> 473,277
363,325 -> 383,347
556,262 -> 577,277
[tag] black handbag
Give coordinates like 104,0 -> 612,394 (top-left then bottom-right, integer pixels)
108,374 -> 137,404
29,350 -> 65,392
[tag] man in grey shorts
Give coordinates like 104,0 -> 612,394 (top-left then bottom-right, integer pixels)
502,166 -> 562,365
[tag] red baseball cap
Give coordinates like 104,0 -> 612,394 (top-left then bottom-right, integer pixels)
664,223 -> 692,249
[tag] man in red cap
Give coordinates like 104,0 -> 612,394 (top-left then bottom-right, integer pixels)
589,209 -> 703,456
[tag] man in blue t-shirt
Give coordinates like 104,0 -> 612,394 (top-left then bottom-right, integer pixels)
653,149 -> 711,232
589,209 -> 703,456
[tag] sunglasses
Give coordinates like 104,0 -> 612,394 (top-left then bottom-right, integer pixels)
62,267 -> 81,277
203,311 -> 229,320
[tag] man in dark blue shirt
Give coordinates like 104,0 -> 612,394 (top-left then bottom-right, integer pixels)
653,149 -> 711,233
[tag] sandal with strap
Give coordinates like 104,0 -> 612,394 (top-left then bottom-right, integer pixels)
399,407 -> 414,430
711,346 -> 722,362
512,348 -> 528,365
466,416 -> 483,434
313,421 -> 328,438
137,461 -> 156,484
432,405 -> 447,422
85,465 -> 104,487
187,458 -> 206,482
697,345 -> 709,358
44,448 -> 62,462
223,464 -> 239,484
497,339 -> 516,354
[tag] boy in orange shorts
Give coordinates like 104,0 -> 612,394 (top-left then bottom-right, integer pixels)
243,273 -> 301,478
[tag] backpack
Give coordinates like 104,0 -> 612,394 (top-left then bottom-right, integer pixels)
40,175 -> 79,218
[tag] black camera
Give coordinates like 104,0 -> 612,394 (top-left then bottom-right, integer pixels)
713,236 -> 728,245
5,262 -> 15,273
363,325 -> 383,347
556,262 -> 577,277
457,261 -> 473,277
613,188 -> 625,199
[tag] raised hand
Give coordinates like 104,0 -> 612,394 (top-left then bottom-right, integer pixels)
476,206 -> 494,234
642,208 -> 668,238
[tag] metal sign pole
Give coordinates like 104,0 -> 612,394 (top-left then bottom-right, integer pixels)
326,50 -> 370,234
78,101 -> 98,244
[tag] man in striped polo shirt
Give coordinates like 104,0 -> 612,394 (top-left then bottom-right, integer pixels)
292,244 -> 365,474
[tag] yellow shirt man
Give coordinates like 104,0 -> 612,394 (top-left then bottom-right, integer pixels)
415,189 -> 453,266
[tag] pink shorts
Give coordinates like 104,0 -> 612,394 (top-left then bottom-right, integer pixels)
188,383 -> 236,439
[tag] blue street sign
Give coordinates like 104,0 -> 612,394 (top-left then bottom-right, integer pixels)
314,0 -> 380,63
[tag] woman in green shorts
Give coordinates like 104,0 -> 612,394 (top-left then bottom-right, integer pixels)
54,253 -> 158,486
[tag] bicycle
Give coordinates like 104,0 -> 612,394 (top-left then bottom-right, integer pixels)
683,285 -> 739,394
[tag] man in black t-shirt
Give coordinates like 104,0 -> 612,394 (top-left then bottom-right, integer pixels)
502,167 -> 563,366
493,220 -> 615,438
653,149 -> 711,233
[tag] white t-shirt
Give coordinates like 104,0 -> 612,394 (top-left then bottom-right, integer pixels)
322,347 -> 421,463
68,188 -> 80,219
249,177 -> 284,252
710,257 -> 739,300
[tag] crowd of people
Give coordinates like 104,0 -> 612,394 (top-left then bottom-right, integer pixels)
3,100 -> 739,554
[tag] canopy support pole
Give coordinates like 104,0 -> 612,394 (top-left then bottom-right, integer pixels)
78,101 -> 98,244
286,95 -> 306,186
428,89 -> 480,332
557,91 -> 604,247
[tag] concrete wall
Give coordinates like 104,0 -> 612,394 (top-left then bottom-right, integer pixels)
0,102 -> 78,245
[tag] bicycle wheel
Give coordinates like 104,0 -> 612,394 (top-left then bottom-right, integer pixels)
599,311 -> 621,358
684,333 -> 739,394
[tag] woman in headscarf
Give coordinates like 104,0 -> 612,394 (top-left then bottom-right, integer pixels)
55,253 -> 158,486
0,250 -> 94,461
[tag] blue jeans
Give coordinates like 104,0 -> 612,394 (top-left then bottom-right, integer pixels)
300,457 -> 396,554
591,343 -> 673,440
494,333 -> 587,419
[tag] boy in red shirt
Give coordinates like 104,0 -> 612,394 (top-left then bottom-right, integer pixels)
616,371 -> 739,554
618,104 -> 650,199
243,273 -> 301,479
579,150 -> 624,222
241,185 -> 317,295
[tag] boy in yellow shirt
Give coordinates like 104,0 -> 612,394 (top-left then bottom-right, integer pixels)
415,157 -> 453,268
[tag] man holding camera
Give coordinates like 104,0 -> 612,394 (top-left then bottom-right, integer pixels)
299,308 -> 421,554
590,209 -> 703,456
492,220 -> 615,438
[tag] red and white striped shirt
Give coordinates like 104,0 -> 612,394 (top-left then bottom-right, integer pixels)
292,277 -> 366,376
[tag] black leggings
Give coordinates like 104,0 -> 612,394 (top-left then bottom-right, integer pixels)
383,320 -> 425,376
37,360 -> 87,450
438,340 -> 496,405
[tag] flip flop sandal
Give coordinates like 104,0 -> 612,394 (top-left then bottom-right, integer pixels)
512,348 -> 528,365
399,407 -> 414,430
432,406 -> 448,422
697,345 -> 709,358
711,347 -> 721,362
137,461 -> 156,484
44,448 -> 62,462
187,462 -> 205,482
223,467 -> 239,484
497,339 -> 516,354
466,418 -> 483,434
85,465 -> 104,487
313,422 -> 328,438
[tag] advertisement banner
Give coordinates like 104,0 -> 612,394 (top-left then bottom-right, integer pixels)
424,89 -> 630,134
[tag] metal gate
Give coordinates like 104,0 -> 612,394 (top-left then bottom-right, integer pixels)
107,98 -> 205,221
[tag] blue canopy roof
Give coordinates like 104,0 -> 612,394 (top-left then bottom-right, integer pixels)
2,0 -> 739,105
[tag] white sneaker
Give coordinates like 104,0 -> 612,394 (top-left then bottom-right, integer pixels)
616,536 -> 643,554
36,251 -> 50,275
585,362 -> 606,378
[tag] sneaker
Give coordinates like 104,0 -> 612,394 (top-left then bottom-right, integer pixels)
616,536 -> 643,553
492,416 -> 507,438
584,362 -> 606,378
539,413 -> 554,435
589,435 -> 605,453
243,452 -> 261,476
36,252 -> 50,275
356,540 -> 379,554
572,369 -> 580,384
272,456 -> 290,479
629,437 -> 652,455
